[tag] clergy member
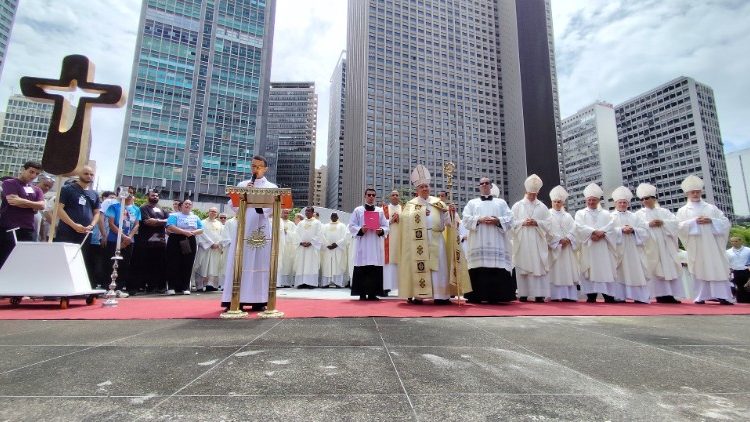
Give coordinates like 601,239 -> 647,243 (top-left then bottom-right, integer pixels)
294,206 -> 322,288
195,207 -> 228,291
676,175 -> 734,305
349,188 -> 389,300
635,183 -> 685,303
575,183 -> 622,303
321,213 -> 349,288
547,186 -> 580,302
511,174 -> 552,303
277,208 -> 297,288
221,155 -> 277,312
610,186 -> 650,304
383,190 -> 402,295
461,177 -> 514,303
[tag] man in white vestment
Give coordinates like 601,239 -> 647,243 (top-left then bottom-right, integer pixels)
511,174 -> 552,303
676,175 -> 734,305
383,190 -> 402,295
726,237 -> 750,303
349,188 -> 389,300
294,206 -> 322,288
547,186 -> 580,302
277,209 -> 297,287
610,186 -> 651,303
221,155 -> 277,312
195,207 -> 228,291
461,177 -> 514,303
635,183 -> 685,303
320,213 -> 349,288
575,183 -> 623,303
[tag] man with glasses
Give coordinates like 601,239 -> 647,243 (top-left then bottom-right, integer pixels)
635,183 -> 685,303
55,165 -> 101,288
462,177 -> 514,303
348,188 -> 389,300
221,155 -> 278,312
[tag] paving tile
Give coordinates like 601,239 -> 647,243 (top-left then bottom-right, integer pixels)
0,397 -> 152,421
108,319 -> 281,347
0,345 -> 87,373
0,320 -> 178,346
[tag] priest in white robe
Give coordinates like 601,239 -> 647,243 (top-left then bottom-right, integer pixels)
547,186 -> 580,302
575,183 -> 623,303
676,175 -> 734,304
195,207 -> 228,291
383,190 -> 402,295
277,209 -> 297,287
610,186 -> 651,303
461,177 -> 514,303
294,206 -> 323,288
635,183 -> 685,303
349,189 -> 389,300
320,213 -> 350,288
221,155 -> 277,312
511,175 -> 552,302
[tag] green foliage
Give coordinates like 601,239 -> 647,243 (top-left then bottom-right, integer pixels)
192,208 -> 209,220
730,225 -> 750,246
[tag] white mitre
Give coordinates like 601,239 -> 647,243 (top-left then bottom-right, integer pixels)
410,164 -> 431,187
524,174 -> 543,193
611,186 -> 633,202
490,183 -> 500,198
636,183 -> 656,199
549,185 -> 568,202
681,175 -> 704,193
583,183 -> 603,199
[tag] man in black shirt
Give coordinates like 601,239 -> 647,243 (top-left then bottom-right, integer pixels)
56,165 -> 101,288
138,190 -> 168,292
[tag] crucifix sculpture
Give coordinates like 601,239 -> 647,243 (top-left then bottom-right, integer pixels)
20,54 -> 126,176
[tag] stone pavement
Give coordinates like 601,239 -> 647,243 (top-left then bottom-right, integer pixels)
0,315 -> 748,421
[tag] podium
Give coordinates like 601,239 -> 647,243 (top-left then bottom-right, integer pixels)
221,186 -> 292,319
0,242 -> 104,308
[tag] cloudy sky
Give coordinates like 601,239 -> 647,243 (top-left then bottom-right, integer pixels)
1,0 -> 747,188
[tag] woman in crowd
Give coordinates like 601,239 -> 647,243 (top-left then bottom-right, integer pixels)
165,200 -> 204,295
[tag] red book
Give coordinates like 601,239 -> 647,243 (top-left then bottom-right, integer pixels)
364,210 -> 380,230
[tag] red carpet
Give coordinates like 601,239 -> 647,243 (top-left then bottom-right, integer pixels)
1,296 -> 749,320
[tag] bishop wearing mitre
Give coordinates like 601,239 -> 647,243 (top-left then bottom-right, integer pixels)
610,186 -> 651,303
547,186 -> 580,302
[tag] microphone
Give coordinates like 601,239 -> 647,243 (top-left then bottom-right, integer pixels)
250,172 -> 257,184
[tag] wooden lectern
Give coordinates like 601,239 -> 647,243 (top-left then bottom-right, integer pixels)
220,186 -> 292,319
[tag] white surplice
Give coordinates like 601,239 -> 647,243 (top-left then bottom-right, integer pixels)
293,217 -> 322,287
277,219 -> 298,287
320,221 -> 350,287
511,198 -> 552,299
611,210 -> 651,302
461,197 -> 513,271
195,218 -> 228,289
574,207 -> 623,299
635,206 -> 685,299
348,206 -> 389,266
547,208 -> 580,301
221,177 -> 276,304
676,200 -> 734,301
383,203 -> 402,292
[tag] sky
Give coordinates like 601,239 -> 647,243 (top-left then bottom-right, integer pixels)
0,0 -> 747,189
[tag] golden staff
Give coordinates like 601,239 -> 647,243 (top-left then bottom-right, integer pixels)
442,161 -> 462,306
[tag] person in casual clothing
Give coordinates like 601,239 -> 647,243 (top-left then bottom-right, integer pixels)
165,200 -> 203,295
0,161 -> 45,269
33,175 -> 54,242
55,165 -> 101,288
138,190 -> 168,292
726,237 -> 750,303
104,192 -> 141,297
349,190 -> 389,300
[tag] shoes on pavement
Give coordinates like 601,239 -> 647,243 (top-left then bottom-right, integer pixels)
165,289 -> 176,296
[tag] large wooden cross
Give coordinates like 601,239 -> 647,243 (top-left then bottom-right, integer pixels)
20,54 -> 125,176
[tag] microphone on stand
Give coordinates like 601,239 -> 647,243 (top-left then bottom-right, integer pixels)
250,173 -> 263,214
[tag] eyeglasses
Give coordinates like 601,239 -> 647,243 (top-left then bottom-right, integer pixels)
365,193 -> 376,197
219,217 -> 227,220
641,196 -> 655,200
479,182 -> 490,186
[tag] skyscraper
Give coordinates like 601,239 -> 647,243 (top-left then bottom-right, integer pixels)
313,165 -> 327,207
616,76 -> 733,218
326,51 -> 346,210
0,0 -> 19,78
265,81 -> 317,207
560,101 -> 623,211
342,0 -> 561,210
116,0 -> 276,202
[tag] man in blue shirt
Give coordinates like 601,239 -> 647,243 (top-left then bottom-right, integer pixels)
104,191 -> 141,297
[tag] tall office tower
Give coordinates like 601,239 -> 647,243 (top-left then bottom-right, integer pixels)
313,165 -> 327,207
560,101 -> 623,212
0,0 -> 19,78
616,76 -> 733,218
343,0 -> 562,210
725,148 -> 750,217
265,81 -> 317,207
0,95 -> 74,177
326,51 -> 346,210
116,0 -> 276,203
